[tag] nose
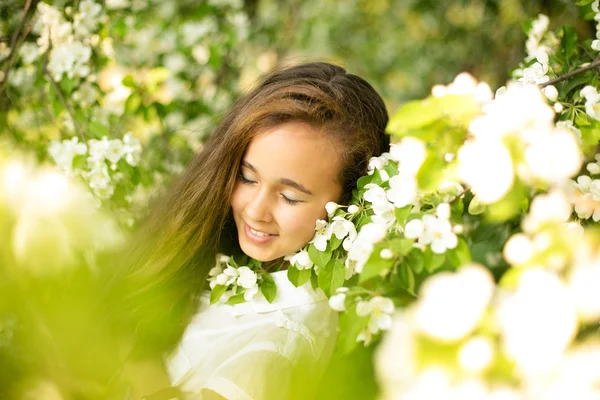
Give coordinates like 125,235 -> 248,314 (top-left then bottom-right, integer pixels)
245,189 -> 274,223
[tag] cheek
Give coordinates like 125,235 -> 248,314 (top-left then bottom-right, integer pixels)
279,204 -> 327,241
230,183 -> 246,213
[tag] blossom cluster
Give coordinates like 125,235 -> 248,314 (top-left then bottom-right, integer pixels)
48,133 -> 142,200
457,83 -> 581,204
208,255 -> 261,303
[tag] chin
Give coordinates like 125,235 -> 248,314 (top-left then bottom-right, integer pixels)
239,242 -> 281,262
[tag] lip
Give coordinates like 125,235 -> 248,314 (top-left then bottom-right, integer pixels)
243,222 -> 278,245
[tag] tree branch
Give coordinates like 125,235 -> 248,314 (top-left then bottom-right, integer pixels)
539,57 -> 600,88
0,0 -> 35,95
43,67 -> 86,140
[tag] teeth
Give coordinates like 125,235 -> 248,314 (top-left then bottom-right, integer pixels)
250,227 -> 270,237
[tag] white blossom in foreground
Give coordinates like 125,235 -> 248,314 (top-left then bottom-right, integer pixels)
581,85 -> 600,120
328,292 -> 347,312
389,137 -> 427,175
457,138 -> 514,203
414,265 -> 494,341
404,204 -> 458,254
524,127 -> 582,184
345,222 -> 388,278
522,190 -> 572,233
356,296 -> 395,344
286,250 -> 313,270
568,174 -> 600,221
310,219 -> 331,251
496,268 -> 577,375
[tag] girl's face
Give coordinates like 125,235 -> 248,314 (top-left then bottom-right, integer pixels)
230,121 -> 344,262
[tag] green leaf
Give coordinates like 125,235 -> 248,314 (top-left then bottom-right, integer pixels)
359,247 -> 394,283
405,248 -> 424,274
329,235 -> 343,251
576,0 -> 594,6
387,99 -> 439,135
446,237 -> 471,267
383,162 -> 399,177
485,182 -> 527,223
416,153 -> 444,191
226,293 -> 246,305
310,269 -> 319,291
260,274 -> 277,303
337,307 -> 369,354
60,77 -> 76,95
468,196 -> 486,215
397,263 -> 416,296
424,248 -> 445,273
319,259 -> 346,296
357,174 -> 372,190
122,75 -> 136,88
308,244 -> 332,268
287,266 -> 311,287
560,26 -> 578,62
89,121 -> 109,138
394,205 -> 412,226
210,285 -> 227,304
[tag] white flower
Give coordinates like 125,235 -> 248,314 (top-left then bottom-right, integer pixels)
412,214 -> 458,254
346,222 -> 388,276
364,183 -> 395,225
404,219 -> 423,239
415,265 -> 494,341
457,138 -> 514,204
386,173 -> 417,208
330,216 -> 357,241
310,219 -> 331,251
542,84 -> 558,101
192,44 -> 210,64
503,233 -> 533,265
244,284 -> 259,301
347,204 -> 359,214
122,132 -> 142,166
236,266 -> 257,289
389,137 -> 426,176
367,154 -> 390,175
458,336 -> 495,373
105,139 -> 124,165
325,201 -> 339,217
19,42 -> 39,64
496,268 -> 577,375
328,293 -> 347,312
380,248 -> 393,260
581,85 -> 600,120
287,250 -> 313,270
522,191 -> 572,233
356,296 -> 395,343
569,262 -> 600,322
525,127 -> 582,184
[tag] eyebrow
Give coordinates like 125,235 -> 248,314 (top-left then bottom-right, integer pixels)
241,161 -> 314,196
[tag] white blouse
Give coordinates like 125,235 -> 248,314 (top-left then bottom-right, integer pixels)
166,270 -> 338,400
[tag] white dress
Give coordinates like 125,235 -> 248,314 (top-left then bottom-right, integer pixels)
166,270 -> 338,400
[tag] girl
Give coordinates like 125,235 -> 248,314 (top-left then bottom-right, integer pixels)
115,62 -> 389,400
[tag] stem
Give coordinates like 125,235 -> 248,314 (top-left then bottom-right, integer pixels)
450,187 -> 470,204
539,57 -> 600,88
0,0 -> 34,94
43,68 -> 86,140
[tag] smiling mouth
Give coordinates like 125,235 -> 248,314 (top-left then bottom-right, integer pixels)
249,227 -> 273,237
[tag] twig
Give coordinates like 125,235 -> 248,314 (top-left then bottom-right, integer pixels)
43,67 -> 86,140
450,187 -> 470,204
539,57 -> 600,88
0,0 -> 34,94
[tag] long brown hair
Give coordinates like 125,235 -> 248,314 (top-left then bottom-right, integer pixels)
110,62 -> 389,356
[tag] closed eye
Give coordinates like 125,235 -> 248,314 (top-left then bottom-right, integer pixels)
281,195 -> 301,205
239,173 -> 256,184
